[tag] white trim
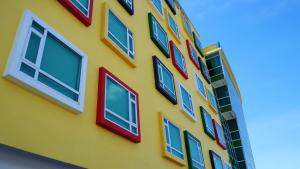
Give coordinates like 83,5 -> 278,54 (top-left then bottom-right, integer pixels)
177,81 -> 196,121
104,74 -> 139,136
193,70 -> 207,100
3,10 -> 87,113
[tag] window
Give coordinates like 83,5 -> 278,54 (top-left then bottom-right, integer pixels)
58,0 -> 93,26
186,40 -> 200,69
4,10 -> 87,113
151,0 -> 164,17
184,131 -> 206,169
161,114 -> 186,165
148,13 -> 170,58
165,0 -> 176,14
193,72 -> 206,99
153,56 -> 177,104
209,150 -> 223,169
182,15 -> 193,38
96,67 -> 140,143
200,107 -> 215,139
167,12 -> 180,42
170,41 -> 188,79
199,58 -> 211,84
178,82 -> 196,120
223,162 -> 232,169
213,120 -> 227,149
102,4 -> 135,67
118,0 -> 134,15
208,90 -> 218,113
193,32 -> 204,57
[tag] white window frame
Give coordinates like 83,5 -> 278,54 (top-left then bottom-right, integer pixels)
187,135 -> 205,169
208,90 -> 218,111
167,12 -> 180,39
193,71 -> 207,99
104,74 -> 139,136
108,9 -> 135,59
152,17 -> 169,53
151,0 -> 164,18
157,61 -> 176,99
177,81 -> 196,120
163,118 -> 184,160
71,0 -> 91,17
3,10 -> 87,113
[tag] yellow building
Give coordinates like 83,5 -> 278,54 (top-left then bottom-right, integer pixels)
0,0 -> 234,169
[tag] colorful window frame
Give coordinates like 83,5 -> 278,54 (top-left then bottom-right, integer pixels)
118,0 -> 134,15
4,10 -> 87,113
165,0 -> 176,14
58,0 -> 93,26
165,10 -> 180,43
101,3 -> 136,67
148,13 -> 170,58
184,131 -> 206,169
213,120 -> 227,150
193,32 -> 204,57
160,113 -> 186,166
208,90 -> 218,113
96,67 -> 141,143
200,107 -> 215,139
182,15 -> 193,39
193,71 -> 207,100
178,82 -> 196,121
150,0 -> 164,18
186,40 -> 200,69
153,56 -> 177,104
170,41 -> 188,79
199,58 -> 211,84
209,150 -> 223,169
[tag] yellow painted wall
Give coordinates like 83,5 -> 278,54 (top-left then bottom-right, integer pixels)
0,0 -> 230,168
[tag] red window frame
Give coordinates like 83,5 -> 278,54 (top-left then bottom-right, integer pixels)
186,40 -> 200,70
58,0 -> 93,26
96,67 -> 141,143
213,119 -> 226,149
170,40 -> 188,79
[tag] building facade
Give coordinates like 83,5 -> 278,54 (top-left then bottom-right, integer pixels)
0,0 -> 254,169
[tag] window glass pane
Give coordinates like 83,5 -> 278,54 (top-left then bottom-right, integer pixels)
184,18 -> 192,35
106,76 -> 129,121
157,26 -> 168,49
188,137 -> 201,163
208,91 -> 217,109
131,101 -> 136,123
70,0 -> 89,15
40,33 -> 82,91
25,32 -> 40,64
108,10 -> 128,49
207,56 -> 221,70
169,122 -> 182,152
168,14 -> 178,37
38,73 -> 78,101
152,0 -> 163,15
181,86 -> 191,109
20,63 -> 35,77
105,111 -> 130,130
32,21 -> 44,34
196,76 -> 206,96
174,48 -> 185,71
213,154 -> 223,169
162,68 -> 174,92
216,124 -> 226,145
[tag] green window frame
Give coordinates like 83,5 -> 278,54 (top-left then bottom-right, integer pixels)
193,32 -> 204,57
163,117 -> 184,160
108,10 -> 134,59
148,13 -> 169,58
209,150 -> 224,169
4,10 -> 87,113
184,131 -> 206,169
200,107 -> 215,139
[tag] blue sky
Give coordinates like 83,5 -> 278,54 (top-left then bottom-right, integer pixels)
178,0 -> 300,169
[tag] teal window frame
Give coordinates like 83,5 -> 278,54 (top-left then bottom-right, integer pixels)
184,131 -> 206,169
148,13 -> 170,58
